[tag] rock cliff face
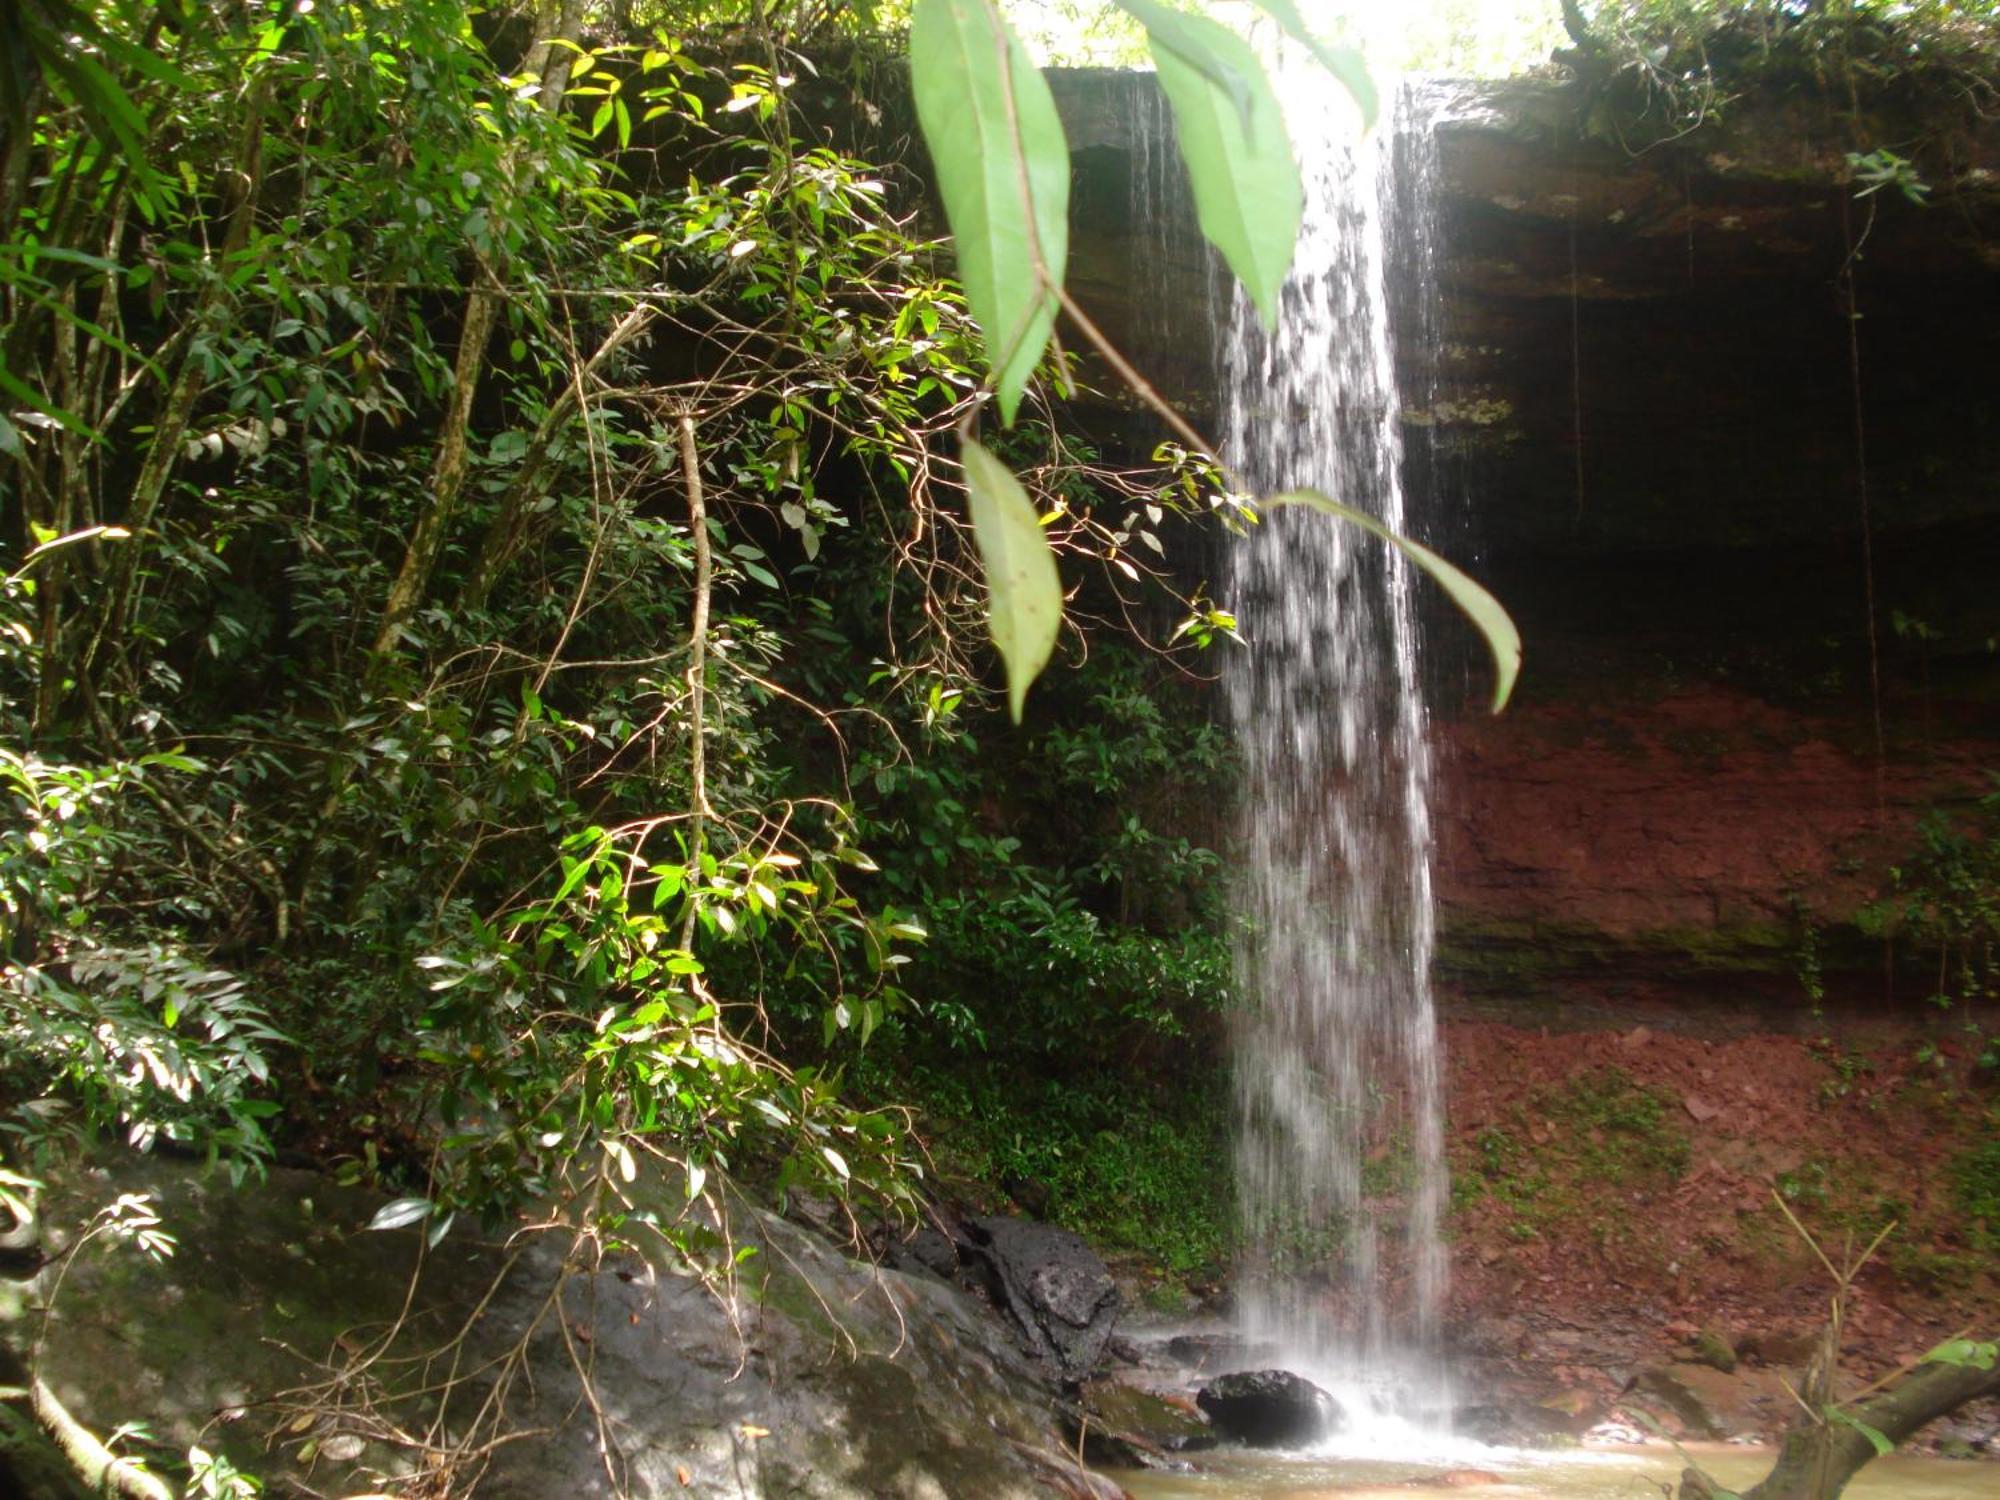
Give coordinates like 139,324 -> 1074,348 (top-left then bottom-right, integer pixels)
1053,69 -> 2000,1017
5,1158 -> 1123,1500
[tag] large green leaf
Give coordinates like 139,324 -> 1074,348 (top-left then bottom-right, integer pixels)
1126,1 -> 1301,330
1112,0 -> 1255,130
909,0 -> 1069,427
1247,0 -> 1379,129
961,438 -> 1062,722
1264,489 -> 1521,713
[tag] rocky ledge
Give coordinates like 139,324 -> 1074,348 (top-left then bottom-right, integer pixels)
1,1155 -> 1132,1500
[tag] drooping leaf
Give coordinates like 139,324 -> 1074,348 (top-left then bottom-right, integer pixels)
909,0 -> 1069,425
1132,4 -> 1302,329
1246,0 -> 1379,130
1825,1406 -> 1895,1458
961,438 -> 1062,723
1112,0 -> 1256,129
1263,489 -> 1521,713
365,1196 -> 434,1232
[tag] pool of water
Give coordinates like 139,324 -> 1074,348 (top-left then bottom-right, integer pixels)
1111,1442 -> 1992,1498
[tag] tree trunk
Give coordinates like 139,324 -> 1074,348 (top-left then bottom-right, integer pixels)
1687,1353 -> 2000,1500
366,0 -> 589,658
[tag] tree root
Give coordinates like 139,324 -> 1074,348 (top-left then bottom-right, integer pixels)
0,1374 -> 172,1500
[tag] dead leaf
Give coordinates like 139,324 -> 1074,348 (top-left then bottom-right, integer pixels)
321,1433 -> 365,1462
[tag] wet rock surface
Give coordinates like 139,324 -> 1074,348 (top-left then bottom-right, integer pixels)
6,1155 -> 1127,1500
1628,1366 -> 1738,1441
1450,1398 -> 1594,1447
1063,1380 -> 1214,1472
1195,1369 -> 1344,1449
966,1215 -> 1124,1384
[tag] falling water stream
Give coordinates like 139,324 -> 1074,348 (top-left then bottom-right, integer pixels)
1109,65 -> 1988,1500
1220,75 -> 1449,1426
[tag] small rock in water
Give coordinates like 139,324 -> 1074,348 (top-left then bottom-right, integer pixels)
1195,1368 -> 1342,1448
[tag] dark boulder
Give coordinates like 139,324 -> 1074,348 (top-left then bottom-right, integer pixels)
965,1216 -> 1122,1384
878,1218 -> 966,1285
1196,1369 -> 1344,1448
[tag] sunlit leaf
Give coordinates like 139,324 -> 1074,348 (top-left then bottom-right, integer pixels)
961,439 -> 1062,722
365,1196 -> 433,1232
1263,489 -> 1521,713
1246,0 -> 1379,129
1128,1 -> 1301,329
606,1136 -> 637,1183
1923,1337 -> 1997,1369
909,0 -> 1069,425
1113,0 -> 1255,127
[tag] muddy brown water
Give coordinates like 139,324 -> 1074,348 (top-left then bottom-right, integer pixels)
1111,1444 -> 1992,1498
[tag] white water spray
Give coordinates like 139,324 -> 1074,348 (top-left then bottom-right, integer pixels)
1221,77 -> 1451,1425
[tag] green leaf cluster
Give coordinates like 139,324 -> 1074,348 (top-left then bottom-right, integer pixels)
908,0 -> 1518,720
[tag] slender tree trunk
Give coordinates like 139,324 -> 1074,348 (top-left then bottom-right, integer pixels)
1683,1353 -> 2000,1500
455,302 -> 656,613
367,0 -> 588,656
677,410 -> 711,956
84,84 -> 269,684
369,271 -> 502,655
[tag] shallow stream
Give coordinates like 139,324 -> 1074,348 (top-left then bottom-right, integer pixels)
1112,1444 -> 1990,1499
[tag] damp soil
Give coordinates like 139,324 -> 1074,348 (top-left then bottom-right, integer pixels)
1441,1018 -> 1995,1396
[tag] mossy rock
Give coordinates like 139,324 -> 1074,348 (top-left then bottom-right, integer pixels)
1691,1328 -> 1739,1374
19,1153 -> 1114,1500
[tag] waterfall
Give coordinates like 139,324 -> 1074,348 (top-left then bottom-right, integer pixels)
1221,78 -> 1450,1419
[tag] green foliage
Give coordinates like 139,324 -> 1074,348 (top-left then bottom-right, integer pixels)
1460,1067 -> 1691,1237
908,0 -> 1070,426
0,0 -> 1284,1304
837,636 -> 1236,1279
960,438 -> 1062,721
1566,1 -> 2000,147
1862,784 -> 2000,1071
1124,0 -> 1303,330
1950,1123 -> 2000,1249
911,1065 -> 1233,1276
907,0 -> 1520,718
1924,1334 -> 1998,1370
0,2 -> 981,1232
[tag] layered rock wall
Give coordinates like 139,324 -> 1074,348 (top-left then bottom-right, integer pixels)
1054,69 -> 2000,1020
